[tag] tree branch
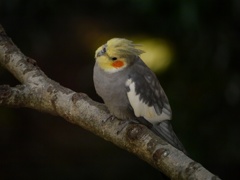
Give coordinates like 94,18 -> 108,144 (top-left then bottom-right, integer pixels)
0,24 -> 220,180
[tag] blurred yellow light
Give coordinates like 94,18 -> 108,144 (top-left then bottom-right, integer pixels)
136,38 -> 173,73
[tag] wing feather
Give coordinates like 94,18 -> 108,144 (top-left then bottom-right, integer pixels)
125,58 -> 172,124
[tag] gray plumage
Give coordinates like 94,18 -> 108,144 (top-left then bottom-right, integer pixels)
94,39 -> 186,154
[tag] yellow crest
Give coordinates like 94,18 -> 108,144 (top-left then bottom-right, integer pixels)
95,38 -> 145,73
95,38 -> 145,58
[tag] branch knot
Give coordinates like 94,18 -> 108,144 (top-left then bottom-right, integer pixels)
0,85 -> 12,100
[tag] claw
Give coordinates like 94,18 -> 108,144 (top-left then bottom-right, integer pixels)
116,119 -> 139,134
102,116 -> 140,135
102,115 -> 115,123
116,120 -> 130,134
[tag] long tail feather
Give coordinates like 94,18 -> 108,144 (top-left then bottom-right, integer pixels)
151,120 -> 187,154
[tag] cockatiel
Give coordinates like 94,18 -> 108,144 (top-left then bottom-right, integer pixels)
93,38 -> 186,153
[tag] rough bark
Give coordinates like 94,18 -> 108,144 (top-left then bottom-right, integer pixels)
0,24 -> 220,180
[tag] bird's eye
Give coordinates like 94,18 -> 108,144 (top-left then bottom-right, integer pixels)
102,47 -> 106,53
111,57 -> 117,61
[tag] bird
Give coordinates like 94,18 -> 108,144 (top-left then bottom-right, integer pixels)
93,38 -> 186,154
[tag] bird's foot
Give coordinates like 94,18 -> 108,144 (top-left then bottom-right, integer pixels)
117,119 -> 139,134
102,116 -> 139,135
102,115 -> 115,123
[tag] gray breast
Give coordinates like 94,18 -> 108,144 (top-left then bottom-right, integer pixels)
93,64 -> 134,120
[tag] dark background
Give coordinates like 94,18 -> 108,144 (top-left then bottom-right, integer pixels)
0,0 -> 240,179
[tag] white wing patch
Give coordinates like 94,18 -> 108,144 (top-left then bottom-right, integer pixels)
126,78 -> 170,124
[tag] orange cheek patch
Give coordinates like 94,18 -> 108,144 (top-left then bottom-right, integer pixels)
112,60 -> 125,68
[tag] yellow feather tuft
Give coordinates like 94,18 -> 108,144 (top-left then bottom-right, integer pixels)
106,38 -> 145,57
95,38 -> 144,59
95,38 -> 144,73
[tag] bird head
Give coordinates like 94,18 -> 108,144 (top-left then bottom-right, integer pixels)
95,38 -> 144,73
